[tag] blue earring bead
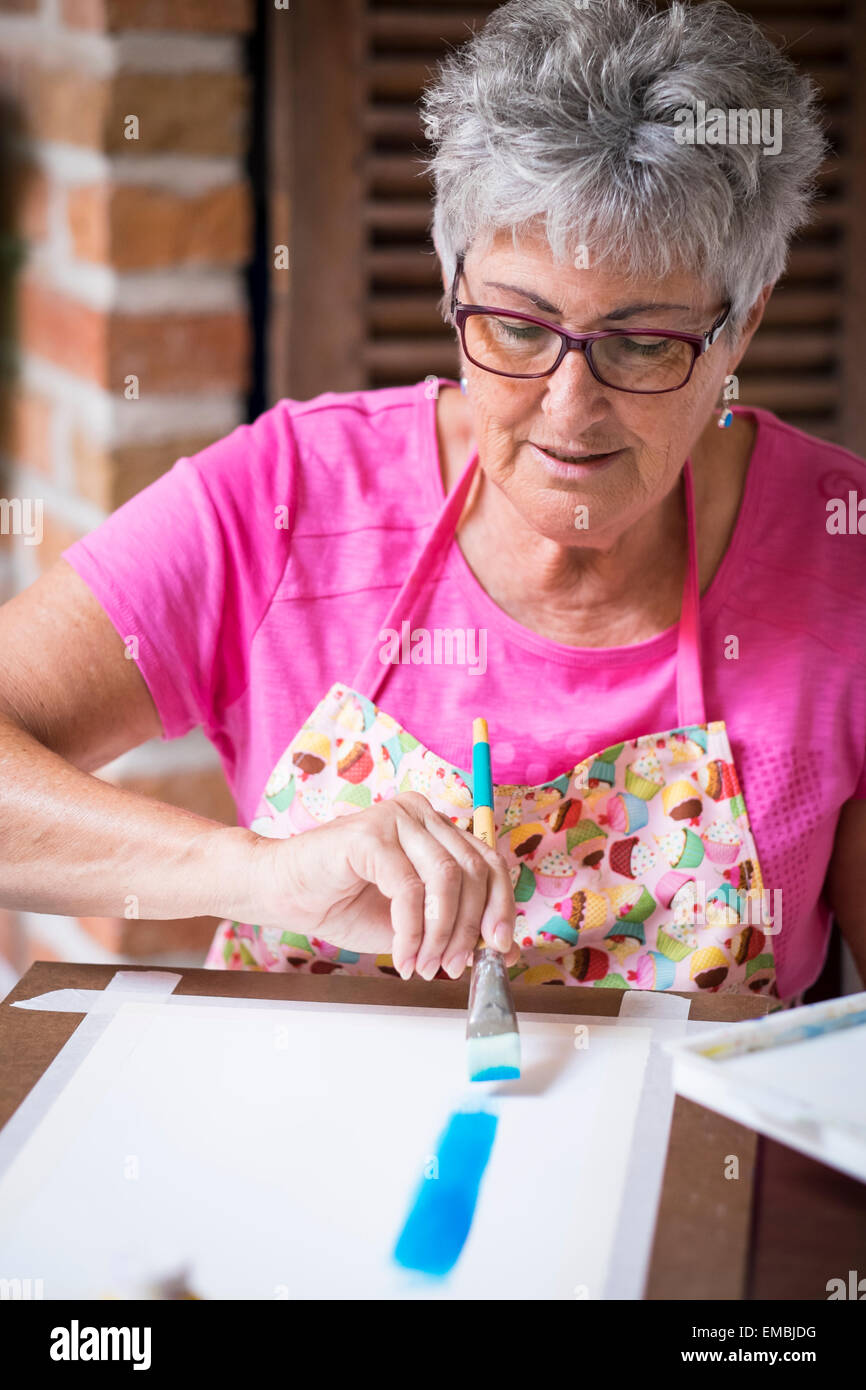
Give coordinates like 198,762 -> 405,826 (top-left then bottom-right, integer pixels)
459,376 -> 468,394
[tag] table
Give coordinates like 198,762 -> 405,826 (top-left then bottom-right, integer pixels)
2,961 -> 862,1299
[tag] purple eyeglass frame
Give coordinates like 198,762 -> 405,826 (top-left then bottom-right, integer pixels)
448,251 -> 731,394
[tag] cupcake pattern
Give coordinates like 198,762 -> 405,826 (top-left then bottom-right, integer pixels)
205,692 -> 780,1001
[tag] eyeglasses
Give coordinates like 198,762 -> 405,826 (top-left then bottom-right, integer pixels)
448,252 -> 731,394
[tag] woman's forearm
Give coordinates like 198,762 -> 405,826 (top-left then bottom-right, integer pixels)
0,712 -> 257,922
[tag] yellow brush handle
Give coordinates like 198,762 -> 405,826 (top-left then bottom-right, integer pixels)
472,805 -> 496,949
472,804 -> 495,849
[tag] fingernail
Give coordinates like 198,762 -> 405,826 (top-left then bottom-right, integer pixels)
445,952 -> 466,979
494,923 -> 512,952
418,959 -> 438,981
399,956 -> 415,980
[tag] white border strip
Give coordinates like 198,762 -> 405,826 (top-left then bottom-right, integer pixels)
0,970 -> 181,1180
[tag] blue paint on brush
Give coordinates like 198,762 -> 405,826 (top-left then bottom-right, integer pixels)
393,1109 -> 498,1277
467,1034 -> 520,1082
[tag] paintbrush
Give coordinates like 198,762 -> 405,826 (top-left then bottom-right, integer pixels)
466,717 -> 521,1082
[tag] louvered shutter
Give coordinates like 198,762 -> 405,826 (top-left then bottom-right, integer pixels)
268,2 -> 865,454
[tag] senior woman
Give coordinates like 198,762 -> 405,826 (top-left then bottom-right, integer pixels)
1,0 -> 864,1007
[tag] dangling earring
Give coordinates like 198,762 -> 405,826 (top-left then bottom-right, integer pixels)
717,374 -> 736,428
459,375 -> 468,395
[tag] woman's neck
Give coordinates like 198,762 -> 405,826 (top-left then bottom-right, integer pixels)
434,386 -> 756,648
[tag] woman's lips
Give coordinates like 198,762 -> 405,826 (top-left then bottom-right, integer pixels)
528,442 -> 624,479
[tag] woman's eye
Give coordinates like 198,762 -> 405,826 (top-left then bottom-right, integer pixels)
620,336 -> 674,356
493,318 -> 545,341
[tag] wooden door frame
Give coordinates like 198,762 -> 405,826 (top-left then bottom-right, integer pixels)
267,0 -> 366,405
839,3 -> 866,456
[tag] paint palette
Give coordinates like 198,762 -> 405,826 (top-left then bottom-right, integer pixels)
665,991 -> 866,1182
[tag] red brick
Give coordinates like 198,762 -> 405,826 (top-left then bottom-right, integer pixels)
0,47 -> 36,109
65,184 -> 111,264
19,279 -> 108,382
30,70 -> 248,157
62,0 -> 254,31
72,430 -> 220,509
67,183 -> 251,270
106,73 -> 249,157
109,309 -> 250,393
29,70 -> 113,151
19,281 -> 249,394
0,386 -> 54,477
7,158 -> 52,242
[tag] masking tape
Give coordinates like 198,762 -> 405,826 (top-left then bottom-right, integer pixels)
0,970 -> 182,1181
11,971 -> 183,1015
619,990 -> 692,1021
602,990 -> 693,1297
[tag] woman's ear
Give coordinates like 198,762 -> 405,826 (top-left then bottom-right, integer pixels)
728,283 -> 775,372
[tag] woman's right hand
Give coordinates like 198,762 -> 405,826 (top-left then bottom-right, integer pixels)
248,791 -> 520,980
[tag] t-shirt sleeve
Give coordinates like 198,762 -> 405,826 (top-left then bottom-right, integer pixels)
61,404 -> 297,741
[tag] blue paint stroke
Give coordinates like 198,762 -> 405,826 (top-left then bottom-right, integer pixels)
393,1109 -> 498,1277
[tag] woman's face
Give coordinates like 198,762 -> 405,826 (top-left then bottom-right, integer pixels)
454,230 -> 753,547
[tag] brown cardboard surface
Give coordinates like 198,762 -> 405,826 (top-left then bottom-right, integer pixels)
644,1095 -> 759,1300
0,962 -> 772,1300
748,1131 -> 866,1300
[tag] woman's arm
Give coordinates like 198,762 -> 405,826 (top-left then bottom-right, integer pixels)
824,798 -> 866,988
0,560 -> 517,978
0,559 -> 257,920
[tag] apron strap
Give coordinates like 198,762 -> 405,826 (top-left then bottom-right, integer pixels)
676,456 -> 707,727
352,447 -> 481,705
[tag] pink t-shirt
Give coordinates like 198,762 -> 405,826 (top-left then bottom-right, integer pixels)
62,379 -> 866,998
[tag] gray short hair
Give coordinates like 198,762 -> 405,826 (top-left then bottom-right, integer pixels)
421,0 -> 828,338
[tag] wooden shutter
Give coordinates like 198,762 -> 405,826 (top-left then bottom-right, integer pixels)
728,1 -> 865,451
268,1 -> 866,455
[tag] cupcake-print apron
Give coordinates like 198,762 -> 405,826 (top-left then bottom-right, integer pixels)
205,446 -> 783,1001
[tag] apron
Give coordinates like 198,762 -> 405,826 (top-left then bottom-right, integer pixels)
205,445 -> 790,1005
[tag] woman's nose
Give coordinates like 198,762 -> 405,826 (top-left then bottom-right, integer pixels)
540,341 -> 611,417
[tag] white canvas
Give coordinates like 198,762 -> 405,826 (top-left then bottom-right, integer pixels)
0,998 -> 691,1299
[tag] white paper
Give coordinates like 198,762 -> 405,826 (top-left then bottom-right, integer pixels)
0,998 -> 697,1299
720,1026 -> 866,1132
666,1002 -> 866,1183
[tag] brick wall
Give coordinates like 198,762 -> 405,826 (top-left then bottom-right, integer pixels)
0,0 -> 254,991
